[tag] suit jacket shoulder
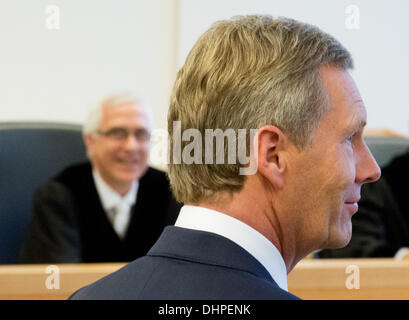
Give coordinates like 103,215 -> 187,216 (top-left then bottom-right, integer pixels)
70,226 -> 299,300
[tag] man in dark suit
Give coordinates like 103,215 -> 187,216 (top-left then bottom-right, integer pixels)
19,93 -> 181,263
70,15 -> 380,299
318,151 -> 409,259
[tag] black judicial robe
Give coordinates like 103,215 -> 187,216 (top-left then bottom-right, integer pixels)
19,162 -> 182,263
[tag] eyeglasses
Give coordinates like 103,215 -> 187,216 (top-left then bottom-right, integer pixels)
97,128 -> 151,141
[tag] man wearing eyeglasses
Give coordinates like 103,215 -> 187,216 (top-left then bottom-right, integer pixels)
19,93 -> 182,263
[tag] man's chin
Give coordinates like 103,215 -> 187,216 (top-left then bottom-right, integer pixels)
325,233 -> 352,250
324,219 -> 353,248
117,166 -> 148,181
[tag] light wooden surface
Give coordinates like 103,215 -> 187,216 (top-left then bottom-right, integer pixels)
0,263 -> 124,300
363,128 -> 404,137
0,259 -> 408,299
288,258 -> 409,299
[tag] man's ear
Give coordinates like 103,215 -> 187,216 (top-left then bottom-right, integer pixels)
255,125 -> 288,190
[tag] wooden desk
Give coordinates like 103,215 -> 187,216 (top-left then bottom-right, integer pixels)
288,258 -> 409,299
0,263 -> 124,300
0,259 -> 408,299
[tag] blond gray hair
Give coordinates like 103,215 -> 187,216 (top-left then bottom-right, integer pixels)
168,15 -> 353,203
83,92 -> 153,138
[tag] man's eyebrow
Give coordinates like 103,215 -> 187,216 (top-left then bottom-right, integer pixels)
344,118 -> 366,136
356,119 -> 367,131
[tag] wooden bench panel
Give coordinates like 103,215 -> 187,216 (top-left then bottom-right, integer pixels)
0,259 -> 408,299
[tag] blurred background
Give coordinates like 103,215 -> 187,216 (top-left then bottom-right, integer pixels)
0,0 -> 408,146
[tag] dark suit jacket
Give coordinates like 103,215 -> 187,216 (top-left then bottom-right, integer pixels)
18,162 -> 182,263
69,226 -> 299,300
319,152 -> 409,258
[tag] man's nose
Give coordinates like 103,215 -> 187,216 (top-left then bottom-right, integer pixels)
123,133 -> 140,150
355,141 -> 381,184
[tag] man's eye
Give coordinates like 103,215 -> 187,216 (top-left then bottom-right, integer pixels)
346,132 -> 359,144
108,129 -> 127,138
135,129 -> 150,140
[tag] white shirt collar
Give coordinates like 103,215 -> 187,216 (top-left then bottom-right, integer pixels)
92,169 -> 139,217
175,205 -> 288,291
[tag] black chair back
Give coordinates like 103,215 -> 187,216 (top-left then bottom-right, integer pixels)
0,122 -> 87,264
364,136 -> 409,168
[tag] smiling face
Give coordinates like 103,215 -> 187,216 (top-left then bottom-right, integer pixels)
85,102 -> 151,195
280,66 -> 381,255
